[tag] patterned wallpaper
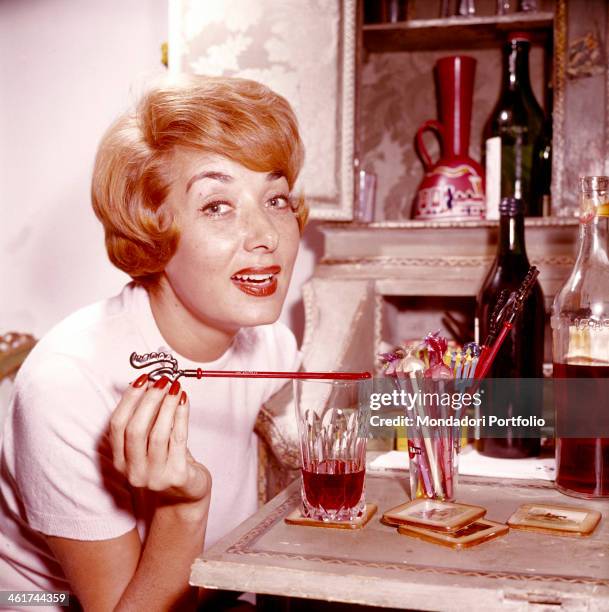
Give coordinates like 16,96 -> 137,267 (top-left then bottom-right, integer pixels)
172,0 -> 348,213
359,46 -> 545,220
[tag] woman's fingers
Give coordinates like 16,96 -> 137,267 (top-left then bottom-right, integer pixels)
147,380 -> 182,470
109,373 -> 149,473
111,379 -> 206,501
169,392 -> 189,455
123,376 -> 171,485
167,393 -> 190,480
167,393 -> 210,500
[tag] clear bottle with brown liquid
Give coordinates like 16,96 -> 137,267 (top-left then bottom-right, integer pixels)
552,176 -> 609,498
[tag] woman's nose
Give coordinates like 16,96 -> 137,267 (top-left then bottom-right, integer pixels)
242,208 -> 279,253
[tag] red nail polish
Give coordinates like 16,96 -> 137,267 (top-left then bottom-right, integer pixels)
169,380 -> 181,396
153,376 -> 170,390
132,374 -> 148,388
179,391 -> 187,405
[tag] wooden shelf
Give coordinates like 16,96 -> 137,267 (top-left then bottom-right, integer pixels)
323,217 -> 578,230
316,218 -> 576,298
363,12 -> 554,52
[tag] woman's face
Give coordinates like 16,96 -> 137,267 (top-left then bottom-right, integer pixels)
163,150 -> 301,333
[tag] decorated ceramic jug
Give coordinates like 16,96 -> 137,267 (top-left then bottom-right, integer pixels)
412,56 -> 485,221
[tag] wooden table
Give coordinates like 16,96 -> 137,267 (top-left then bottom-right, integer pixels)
190,473 -> 609,611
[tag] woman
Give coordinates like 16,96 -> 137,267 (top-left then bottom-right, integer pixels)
0,75 -> 307,610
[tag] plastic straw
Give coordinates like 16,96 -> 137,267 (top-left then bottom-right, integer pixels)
410,373 -> 445,498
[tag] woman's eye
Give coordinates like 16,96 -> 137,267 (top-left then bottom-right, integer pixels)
267,195 -> 290,210
200,201 -> 232,216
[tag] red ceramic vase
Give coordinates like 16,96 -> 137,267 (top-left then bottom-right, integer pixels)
412,56 -> 485,221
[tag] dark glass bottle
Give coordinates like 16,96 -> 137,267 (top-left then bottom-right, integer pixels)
532,108 -> 552,217
476,197 -> 545,458
531,81 -> 553,216
483,33 -> 545,216
363,0 -> 407,23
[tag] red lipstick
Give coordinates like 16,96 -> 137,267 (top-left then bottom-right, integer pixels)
231,265 -> 281,298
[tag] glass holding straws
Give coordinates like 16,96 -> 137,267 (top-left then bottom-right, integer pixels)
381,335 -> 478,502
379,267 -> 540,501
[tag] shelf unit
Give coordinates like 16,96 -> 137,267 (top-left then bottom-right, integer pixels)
363,12 -> 554,52
317,218 -> 576,299
303,0 -> 609,377
356,1 -> 557,222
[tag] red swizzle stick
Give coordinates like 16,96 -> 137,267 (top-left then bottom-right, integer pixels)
474,322 -> 513,380
129,352 -> 371,382
473,266 -> 539,380
191,369 -> 372,381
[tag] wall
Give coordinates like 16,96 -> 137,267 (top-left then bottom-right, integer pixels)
0,0 -> 315,345
0,0 -> 166,336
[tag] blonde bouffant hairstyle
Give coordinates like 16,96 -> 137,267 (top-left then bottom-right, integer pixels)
91,75 -> 307,285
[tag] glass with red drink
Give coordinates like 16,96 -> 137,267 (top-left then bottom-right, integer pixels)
294,378 -> 371,521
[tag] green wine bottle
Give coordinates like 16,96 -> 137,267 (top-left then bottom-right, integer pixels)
483,32 -> 545,216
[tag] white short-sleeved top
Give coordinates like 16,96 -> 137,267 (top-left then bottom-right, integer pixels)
0,283 -> 299,593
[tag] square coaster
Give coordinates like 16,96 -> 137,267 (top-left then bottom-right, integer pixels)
397,519 -> 509,549
382,499 -> 486,532
507,503 -> 602,537
284,503 -> 378,530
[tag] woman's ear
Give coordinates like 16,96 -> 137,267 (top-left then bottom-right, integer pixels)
294,195 -> 308,233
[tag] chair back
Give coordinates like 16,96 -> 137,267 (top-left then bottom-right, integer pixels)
0,332 -> 36,382
0,332 -> 36,425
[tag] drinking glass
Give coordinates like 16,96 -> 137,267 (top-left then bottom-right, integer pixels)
294,378 -> 371,521
404,379 -> 460,502
496,0 -> 511,14
356,170 -> 377,223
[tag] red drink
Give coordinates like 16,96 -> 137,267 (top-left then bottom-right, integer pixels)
553,362 -> 609,498
295,379 -> 369,520
301,459 -> 365,514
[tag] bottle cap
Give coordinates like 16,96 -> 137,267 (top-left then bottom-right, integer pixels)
499,197 -> 524,216
507,31 -> 532,43
580,176 -> 609,219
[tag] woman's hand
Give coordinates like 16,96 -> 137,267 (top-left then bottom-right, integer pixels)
47,375 -> 212,611
110,375 -> 211,507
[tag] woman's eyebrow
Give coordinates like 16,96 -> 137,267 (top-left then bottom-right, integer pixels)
186,171 -> 232,193
186,170 -> 285,193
